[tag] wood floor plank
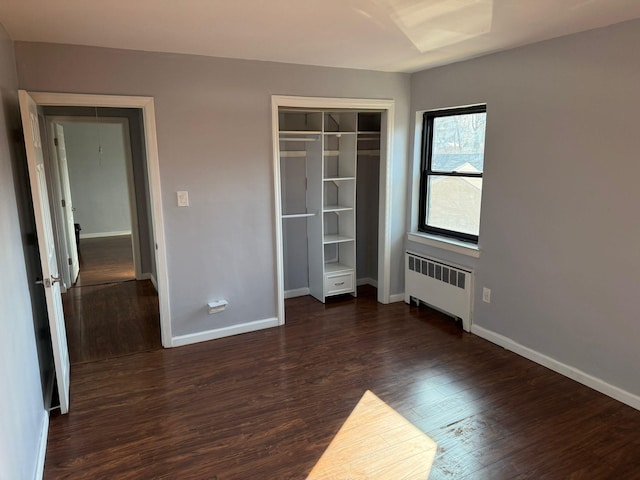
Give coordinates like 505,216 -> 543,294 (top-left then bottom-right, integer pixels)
63,279 -> 161,364
45,288 -> 640,479
63,234 -> 161,364
75,234 -> 135,287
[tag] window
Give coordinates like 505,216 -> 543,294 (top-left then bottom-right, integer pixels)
419,105 -> 486,243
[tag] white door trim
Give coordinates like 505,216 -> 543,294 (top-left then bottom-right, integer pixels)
271,95 -> 395,325
29,91 -> 172,347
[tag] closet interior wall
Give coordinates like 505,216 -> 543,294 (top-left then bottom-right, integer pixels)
356,113 -> 381,286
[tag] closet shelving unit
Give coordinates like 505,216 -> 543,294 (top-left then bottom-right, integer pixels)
322,112 -> 357,297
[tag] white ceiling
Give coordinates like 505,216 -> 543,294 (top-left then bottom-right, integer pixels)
1,0 -> 640,73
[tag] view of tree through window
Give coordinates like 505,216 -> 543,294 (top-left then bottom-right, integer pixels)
419,106 -> 486,243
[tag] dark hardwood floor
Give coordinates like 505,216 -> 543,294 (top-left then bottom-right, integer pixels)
63,234 -> 161,364
45,287 -> 640,479
76,235 -> 135,287
63,280 -> 161,364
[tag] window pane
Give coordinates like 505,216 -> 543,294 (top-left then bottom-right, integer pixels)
431,112 -> 486,173
426,176 -> 482,236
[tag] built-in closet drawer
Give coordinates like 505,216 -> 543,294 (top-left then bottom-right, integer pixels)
324,271 -> 354,296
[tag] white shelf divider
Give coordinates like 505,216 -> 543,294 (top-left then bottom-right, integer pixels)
324,262 -> 353,274
323,205 -> 352,212
323,234 -> 355,244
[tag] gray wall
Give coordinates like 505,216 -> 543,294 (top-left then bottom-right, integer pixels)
62,121 -> 133,237
15,43 -> 410,336
0,22 -> 49,479
409,19 -> 640,397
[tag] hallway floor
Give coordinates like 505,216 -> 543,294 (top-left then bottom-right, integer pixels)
63,235 -> 161,364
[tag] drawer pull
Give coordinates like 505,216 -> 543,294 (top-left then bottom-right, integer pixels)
335,282 -> 345,286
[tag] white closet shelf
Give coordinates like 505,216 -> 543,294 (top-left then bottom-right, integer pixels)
323,205 -> 353,212
282,212 -> 316,219
323,177 -> 355,182
357,150 -> 380,156
324,262 -> 354,274
279,130 -> 322,135
280,151 -> 307,158
279,136 -> 319,142
323,234 -> 355,244
323,150 -> 340,156
324,131 -> 356,136
357,131 -> 381,136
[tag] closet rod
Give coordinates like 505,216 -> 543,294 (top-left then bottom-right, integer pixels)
279,137 -> 318,142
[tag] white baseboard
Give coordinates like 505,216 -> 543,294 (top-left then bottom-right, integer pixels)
471,325 -> 640,411
171,317 -> 279,348
34,410 -> 49,480
357,277 -> 378,288
79,230 -> 132,239
149,274 -> 158,291
284,287 -> 310,299
389,293 -> 405,303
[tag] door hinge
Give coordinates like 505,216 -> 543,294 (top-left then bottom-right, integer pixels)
54,137 -> 59,147
61,199 -> 66,208
68,257 -> 73,266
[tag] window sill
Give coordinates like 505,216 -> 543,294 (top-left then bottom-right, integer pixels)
407,232 -> 481,258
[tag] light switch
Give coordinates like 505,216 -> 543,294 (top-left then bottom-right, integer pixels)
177,191 -> 189,207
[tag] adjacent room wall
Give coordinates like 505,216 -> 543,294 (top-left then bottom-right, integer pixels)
408,19 -> 640,399
61,121 -> 133,238
0,22 -> 48,480
15,43 -> 411,337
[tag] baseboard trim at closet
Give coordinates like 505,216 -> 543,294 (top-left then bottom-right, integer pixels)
389,293 -> 405,303
357,277 -> 378,288
284,288 -> 310,299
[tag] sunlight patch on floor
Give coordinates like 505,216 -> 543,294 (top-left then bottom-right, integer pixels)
306,390 -> 437,479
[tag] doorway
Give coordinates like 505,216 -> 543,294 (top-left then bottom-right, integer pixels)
43,111 -> 161,363
21,91 -> 172,412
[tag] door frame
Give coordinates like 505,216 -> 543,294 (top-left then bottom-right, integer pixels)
271,95 -> 395,324
29,91 -> 172,347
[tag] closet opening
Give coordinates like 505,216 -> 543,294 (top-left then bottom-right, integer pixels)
272,97 -> 395,324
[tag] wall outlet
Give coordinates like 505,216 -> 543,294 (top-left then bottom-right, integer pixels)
482,287 -> 491,303
208,299 -> 228,314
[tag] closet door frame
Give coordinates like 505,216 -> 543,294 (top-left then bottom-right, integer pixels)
271,95 -> 395,325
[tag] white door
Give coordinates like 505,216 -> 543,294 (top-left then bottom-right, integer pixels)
19,90 -> 71,414
53,123 -> 80,284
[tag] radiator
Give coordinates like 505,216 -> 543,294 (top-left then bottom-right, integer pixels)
405,251 -> 473,332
